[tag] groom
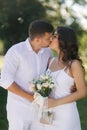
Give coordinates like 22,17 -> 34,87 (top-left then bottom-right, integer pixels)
0,20 -> 54,130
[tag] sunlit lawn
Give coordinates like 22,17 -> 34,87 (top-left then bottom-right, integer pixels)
0,56 -> 4,72
0,56 -> 87,130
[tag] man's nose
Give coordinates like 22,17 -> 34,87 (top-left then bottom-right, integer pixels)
50,36 -> 53,42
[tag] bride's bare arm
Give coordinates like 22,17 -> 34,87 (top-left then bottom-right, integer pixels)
48,60 -> 87,108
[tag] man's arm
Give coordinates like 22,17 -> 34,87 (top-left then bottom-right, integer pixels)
7,82 -> 34,102
70,85 -> 77,93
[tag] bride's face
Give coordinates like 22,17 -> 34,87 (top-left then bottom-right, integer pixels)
49,32 -> 60,53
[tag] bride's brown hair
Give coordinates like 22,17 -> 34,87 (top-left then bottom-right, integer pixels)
57,26 -> 84,70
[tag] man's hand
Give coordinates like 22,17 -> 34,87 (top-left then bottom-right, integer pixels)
70,85 -> 77,93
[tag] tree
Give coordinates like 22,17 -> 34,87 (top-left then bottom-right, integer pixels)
38,0 -> 87,54
38,0 -> 87,29
0,0 -> 46,53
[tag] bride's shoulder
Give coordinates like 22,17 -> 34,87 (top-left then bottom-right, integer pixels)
71,60 -> 82,68
70,60 -> 83,73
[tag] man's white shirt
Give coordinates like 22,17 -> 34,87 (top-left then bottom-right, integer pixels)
0,38 -> 52,107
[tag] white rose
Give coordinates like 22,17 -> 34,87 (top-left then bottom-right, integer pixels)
29,82 -> 35,92
42,82 -> 49,88
45,75 -> 49,80
50,84 -> 54,88
37,84 -> 42,90
40,75 -> 46,80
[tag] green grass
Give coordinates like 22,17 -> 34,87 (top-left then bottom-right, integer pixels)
0,87 -> 8,130
0,56 -> 4,71
77,97 -> 87,130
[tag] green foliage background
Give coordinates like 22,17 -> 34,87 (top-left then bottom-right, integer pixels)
0,0 -> 87,55
0,0 -> 46,53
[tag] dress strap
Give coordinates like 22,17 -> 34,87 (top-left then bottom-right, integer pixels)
64,60 -> 72,73
49,57 -> 55,68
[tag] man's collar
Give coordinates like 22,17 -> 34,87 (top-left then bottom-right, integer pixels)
26,38 -> 33,51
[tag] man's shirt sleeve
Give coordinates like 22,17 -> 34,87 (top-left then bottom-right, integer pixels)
0,46 -> 19,89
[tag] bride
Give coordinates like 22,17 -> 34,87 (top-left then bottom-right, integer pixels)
30,26 -> 86,130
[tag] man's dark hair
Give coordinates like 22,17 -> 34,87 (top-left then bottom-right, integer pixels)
29,20 -> 54,40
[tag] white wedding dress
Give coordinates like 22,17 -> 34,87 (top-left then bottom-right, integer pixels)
43,67 -> 81,130
30,59 -> 81,130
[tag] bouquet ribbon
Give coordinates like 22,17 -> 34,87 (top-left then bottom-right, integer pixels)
32,92 -> 53,124
32,92 -> 47,120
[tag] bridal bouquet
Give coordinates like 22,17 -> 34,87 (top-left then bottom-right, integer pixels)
30,74 -> 55,124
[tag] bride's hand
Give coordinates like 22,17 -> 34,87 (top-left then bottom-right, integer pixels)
48,98 -> 58,108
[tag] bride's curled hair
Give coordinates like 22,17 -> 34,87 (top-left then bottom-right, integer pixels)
56,26 -> 84,70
